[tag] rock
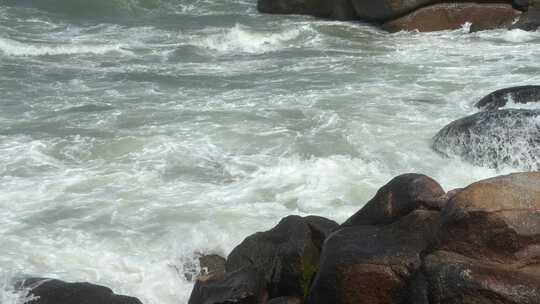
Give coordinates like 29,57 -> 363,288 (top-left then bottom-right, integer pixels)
415,250 -> 540,304
268,296 -> 302,304
188,267 -> 268,304
475,85 -> 540,111
16,278 -> 142,304
511,0 -> 540,30
257,0 -> 358,21
382,3 -> 520,33
350,0 -> 437,22
226,215 -> 338,299
438,172 -> 540,262
432,109 -> 540,170
199,254 -> 226,278
183,254 -> 227,282
341,173 -> 446,227
306,210 -> 441,304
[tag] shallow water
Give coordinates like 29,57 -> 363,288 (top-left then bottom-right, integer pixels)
1,0 -> 540,303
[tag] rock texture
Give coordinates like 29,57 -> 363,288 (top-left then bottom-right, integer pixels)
438,172 -> 540,262
225,215 -> 338,299
341,173 -> 446,227
382,3 -> 520,32
476,85 -> 540,110
306,210 -> 441,304
16,278 -> 143,304
432,109 -> 540,170
188,267 -> 268,304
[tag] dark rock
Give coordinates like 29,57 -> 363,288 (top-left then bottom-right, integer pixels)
199,254 -> 226,278
432,109 -> 540,170
16,278 -> 142,304
226,215 -> 338,299
350,0 -> 437,22
268,296 -> 302,304
416,250 -> 540,304
475,86 -> 540,111
382,3 -> 520,33
183,254 -> 227,282
257,0 -> 358,21
188,267 -> 268,304
438,172 -> 540,262
306,210 -> 441,304
511,0 -> 540,30
342,173 -> 446,227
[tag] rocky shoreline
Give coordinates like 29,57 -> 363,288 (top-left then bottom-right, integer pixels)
258,0 -> 540,32
11,170 -> 540,304
186,172 -> 540,304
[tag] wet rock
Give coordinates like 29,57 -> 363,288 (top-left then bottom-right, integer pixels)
341,173 -> 446,227
432,109 -> 540,170
382,3 -> 520,32
511,0 -> 540,30
416,250 -> 540,304
268,296 -> 302,304
350,0 -> 437,22
475,85 -> 540,111
257,0 -> 358,21
183,254 -> 226,282
188,267 -> 268,304
306,210 -> 440,304
226,215 -> 338,298
438,172 -> 540,262
16,278 -> 142,304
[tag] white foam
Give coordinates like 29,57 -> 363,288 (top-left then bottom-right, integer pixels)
191,24 -> 300,54
0,37 -> 131,57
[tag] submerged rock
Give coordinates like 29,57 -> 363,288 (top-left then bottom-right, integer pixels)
382,3 -> 520,32
225,215 -> 338,299
432,109 -> 540,170
341,173 -> 446,227
188,267 -> 268,304
306,210 -> 441,304
16,278 -> 142,304
475,85 -> 540,111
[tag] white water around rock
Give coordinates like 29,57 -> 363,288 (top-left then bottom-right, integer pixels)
1,0 -> 540,303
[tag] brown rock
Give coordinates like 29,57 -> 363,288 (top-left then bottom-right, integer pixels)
188,267 -> 268,304
439,172 -> 540,262
306,210 -> 441,304
382,3 -> 521,32
351,0 -> 437,22
268,297 -> 302,304
342,173 -> 446,227
226,215 -> 338,299
415,250 -> 540,304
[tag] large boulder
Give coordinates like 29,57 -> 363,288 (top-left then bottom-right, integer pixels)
188,267 -> 268,304
350,0 -> 437,22
257,0 -> 358,20
382,3 -> 520,32
475,85 -> 540,111
412,250 -> 540,304
432,109 -> 540,170
342,173 -> 446,227
306,210 -> 441,304
438,172 -> 540,262
16,278 -> 142,304
225,215 -> 338,299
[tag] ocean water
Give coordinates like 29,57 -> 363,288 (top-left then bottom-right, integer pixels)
1,1 -> 539,303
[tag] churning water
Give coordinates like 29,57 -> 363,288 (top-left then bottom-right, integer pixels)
1,0 -> 539,303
